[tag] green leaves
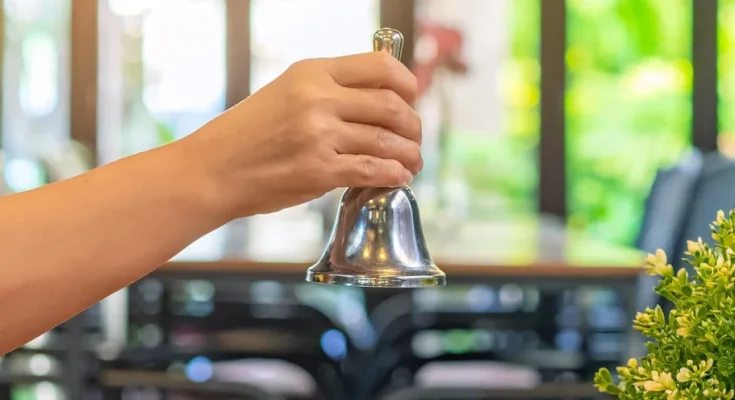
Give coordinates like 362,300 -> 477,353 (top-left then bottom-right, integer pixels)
597,209 -> 735,398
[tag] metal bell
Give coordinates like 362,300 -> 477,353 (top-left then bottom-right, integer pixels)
306,28 -> 446,288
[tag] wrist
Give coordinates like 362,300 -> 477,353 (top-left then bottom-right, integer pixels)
164,138 -> 235,225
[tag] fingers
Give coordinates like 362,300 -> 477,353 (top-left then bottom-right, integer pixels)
326,52 -> 418,106
334,154 -> 413,188
334,87 -> 422,145
335,122 -> 423,175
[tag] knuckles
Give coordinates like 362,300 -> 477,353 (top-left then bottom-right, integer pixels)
378,90 -> 403,120
354,155 -> 377,183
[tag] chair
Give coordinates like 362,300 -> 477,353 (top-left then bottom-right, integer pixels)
633,149 -> 704,308
673,153 -> 735,272
358,288 -> 561,400
109,301 -> 351,399
627,150 -> 704,358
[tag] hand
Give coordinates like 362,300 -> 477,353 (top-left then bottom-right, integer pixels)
182,51 -> 423,218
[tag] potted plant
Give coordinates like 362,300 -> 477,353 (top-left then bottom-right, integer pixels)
595,210 -> 735,399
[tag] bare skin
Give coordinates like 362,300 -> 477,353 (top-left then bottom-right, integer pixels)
0,51 -> 422,355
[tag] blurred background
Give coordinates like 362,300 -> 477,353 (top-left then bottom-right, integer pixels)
0,0 -> 730,398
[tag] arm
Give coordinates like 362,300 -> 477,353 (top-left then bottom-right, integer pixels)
0,141 -> 226,354
0,51 -> 421,354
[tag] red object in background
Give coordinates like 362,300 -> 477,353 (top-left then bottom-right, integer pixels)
412,22 -> 468,99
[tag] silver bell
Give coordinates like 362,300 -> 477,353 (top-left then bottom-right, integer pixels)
306,186 -> 445,288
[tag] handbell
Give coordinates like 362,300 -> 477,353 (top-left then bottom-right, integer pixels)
305,28 -> 446,288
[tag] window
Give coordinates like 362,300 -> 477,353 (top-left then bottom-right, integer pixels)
97,0 -> 226,164
412,0 -> 540,222
2,0 -> 70,191
566,0 -> 693,244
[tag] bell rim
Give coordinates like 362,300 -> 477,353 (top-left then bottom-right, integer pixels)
305,270 -> 446,288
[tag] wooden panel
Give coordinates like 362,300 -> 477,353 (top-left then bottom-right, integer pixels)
539,0 -> 566,216
226,0 -> 252,108
380,0 -> 415,67
692,0 -> 718,151
70,0 -> 99,164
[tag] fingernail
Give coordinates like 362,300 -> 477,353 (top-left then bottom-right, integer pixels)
403,170 -> 414,185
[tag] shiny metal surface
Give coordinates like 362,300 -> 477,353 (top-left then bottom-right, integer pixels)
307,28 -> 445,288
306,187 -> 445,288
372,27 -> 404,60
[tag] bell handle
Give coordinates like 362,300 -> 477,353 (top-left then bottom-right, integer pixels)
373,27 -> 404,61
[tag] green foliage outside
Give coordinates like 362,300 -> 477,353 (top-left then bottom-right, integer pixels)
595,210 -> 735,399
719,0 -> 735,144
566,0 -> 692,244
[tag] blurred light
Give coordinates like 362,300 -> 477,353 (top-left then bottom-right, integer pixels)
20,32 -> 59,117
138,324 -> 163,348
623,60 -> 690,97
320,329 -> 347,361
4,0 -> 44,21
185,299 -> 214,317
187,280 -> 215,301
443,330 -> 474,354
33,381 -> 60,400
472,330 -> 493,352
171,280 -> 189,302
185,356 -> 213,383
251,280 -> 285,304
138,278 -> 163,302
413,289 -> 441,311
5,158 -> 45,192
412,330 -> 444,359
466,285 -> 494,312
588,305 -> 626,329
554,329 -> 583,352
28,354 -> 52,376
499,284 -> 523,310
142,0 -> 226,114
337,301 -> 366,327
522,287 -> 540,312
24,332 -> 50,349
108,0 -> 149,16
556,305 -> 582,328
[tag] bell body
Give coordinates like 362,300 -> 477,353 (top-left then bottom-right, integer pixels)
306,186 -> 446,288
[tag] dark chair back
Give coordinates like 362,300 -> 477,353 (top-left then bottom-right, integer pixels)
628,150 -> 703,357
674,153 -> 735,271
633,150 -> 703,310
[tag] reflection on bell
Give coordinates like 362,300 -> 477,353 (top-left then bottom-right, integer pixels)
306,187 -> 446,288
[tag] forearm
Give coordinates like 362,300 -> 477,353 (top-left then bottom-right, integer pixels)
0,140 -> 229,354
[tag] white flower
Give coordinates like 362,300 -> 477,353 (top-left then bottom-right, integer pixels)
676,367 -> 691,382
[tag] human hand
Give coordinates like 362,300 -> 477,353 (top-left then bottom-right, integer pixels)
182,51 -> 422,218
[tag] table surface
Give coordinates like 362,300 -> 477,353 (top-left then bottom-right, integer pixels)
161,214 -> 645,278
